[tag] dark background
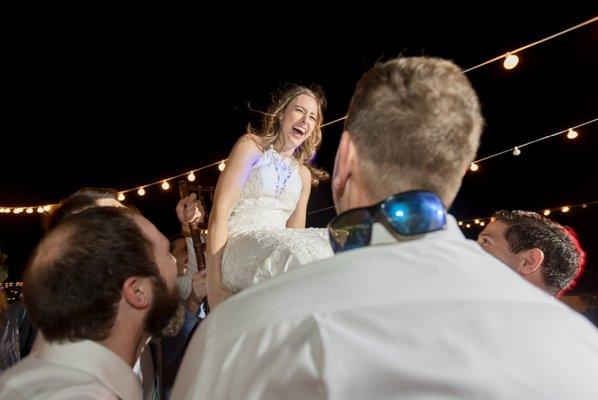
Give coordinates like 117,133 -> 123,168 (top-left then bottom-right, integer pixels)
1,7 -> 597,295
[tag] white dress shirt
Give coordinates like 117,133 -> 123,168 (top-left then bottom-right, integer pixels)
0,339 -> 142,400
172,216 -> 598,399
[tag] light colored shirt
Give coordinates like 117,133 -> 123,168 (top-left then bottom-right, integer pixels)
172,216 -> 598,399
0,339 -> 142,400
176,236 -> 205,302
133,343 -> 158,400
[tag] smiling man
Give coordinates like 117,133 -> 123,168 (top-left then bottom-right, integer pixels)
478,210 -> 585,296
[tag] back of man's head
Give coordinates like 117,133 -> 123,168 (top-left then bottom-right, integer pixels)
345,57 -> 483,207
25,206 -> 159,342
44,187 -> 120,232
494,210 -> 586,295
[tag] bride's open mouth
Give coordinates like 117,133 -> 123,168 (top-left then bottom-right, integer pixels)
292,126 -> 306,137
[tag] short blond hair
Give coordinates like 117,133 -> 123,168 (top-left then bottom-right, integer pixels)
345,57 -> 483,207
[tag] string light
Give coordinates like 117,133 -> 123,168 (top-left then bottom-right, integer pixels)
187,172 -> 196,182
566,128 -> 578,139
471,118 -> 597,169
327,17 -> 598,127
0,204 -> 53,215
474,219 -> 480,224
3,17 -> 598,215
456,200 -> 596,228
503,53 -> 519,70
2,159 -> 225,213
462,17 -> 598,73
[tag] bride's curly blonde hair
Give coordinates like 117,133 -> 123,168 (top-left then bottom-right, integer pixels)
247,84 -> 329,185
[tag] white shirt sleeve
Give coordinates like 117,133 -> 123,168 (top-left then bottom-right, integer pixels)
185,237 -> 199,276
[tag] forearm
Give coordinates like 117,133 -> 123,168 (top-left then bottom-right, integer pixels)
185,296 -> 201,315
206,212 -> 233,307
286,213 -> 306,229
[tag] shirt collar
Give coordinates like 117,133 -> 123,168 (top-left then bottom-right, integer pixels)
370,214 -> 464,245
37,339 -> 142,400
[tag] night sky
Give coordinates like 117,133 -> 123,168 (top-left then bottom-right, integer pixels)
1,7 -> 597,294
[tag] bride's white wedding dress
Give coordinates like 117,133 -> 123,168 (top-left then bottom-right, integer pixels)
222,146 -> 333,293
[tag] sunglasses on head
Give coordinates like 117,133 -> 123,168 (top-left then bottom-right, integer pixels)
328,190 -> 447,253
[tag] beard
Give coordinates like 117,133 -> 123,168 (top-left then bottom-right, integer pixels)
145,275 -> 185,338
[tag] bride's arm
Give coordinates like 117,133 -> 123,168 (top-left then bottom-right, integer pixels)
207,135 -> 262,309
286,165 -> 312,229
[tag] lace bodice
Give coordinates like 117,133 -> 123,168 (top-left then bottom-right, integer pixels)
228,146 -> 302,233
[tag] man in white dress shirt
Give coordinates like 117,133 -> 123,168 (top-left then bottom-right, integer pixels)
172,57 -> 598,399
0,206 -> 185,400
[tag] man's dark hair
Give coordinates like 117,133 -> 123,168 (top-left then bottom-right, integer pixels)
25,207 -> 160,342
43,187 -> 119,232
494,210 -> 586,295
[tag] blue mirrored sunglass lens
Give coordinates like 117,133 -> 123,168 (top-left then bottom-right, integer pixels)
382,192 -> 446,235
328,209 -> 373,252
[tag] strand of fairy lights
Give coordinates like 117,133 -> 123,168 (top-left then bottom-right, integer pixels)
456,200 -> 597,228
2,17 -> 596,214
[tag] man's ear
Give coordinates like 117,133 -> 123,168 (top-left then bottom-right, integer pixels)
518,248 -> 544,276
122,276 -> 152,310
332,131 -> 354,194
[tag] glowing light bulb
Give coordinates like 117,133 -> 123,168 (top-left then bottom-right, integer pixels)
138,187 -> 146,196
161,180 -> 170,190
543,210 -> 551,216
513,147 -> 521,156
118,193 -> 126,201
561,206 -> 570,213
218,161 -> 226,171
188,172 -> 196,182
566,128 -> 578,139
470,163 -> 479,172
503,53 -> 519,70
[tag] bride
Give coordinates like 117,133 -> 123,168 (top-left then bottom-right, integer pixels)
206,85 -> 334,308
